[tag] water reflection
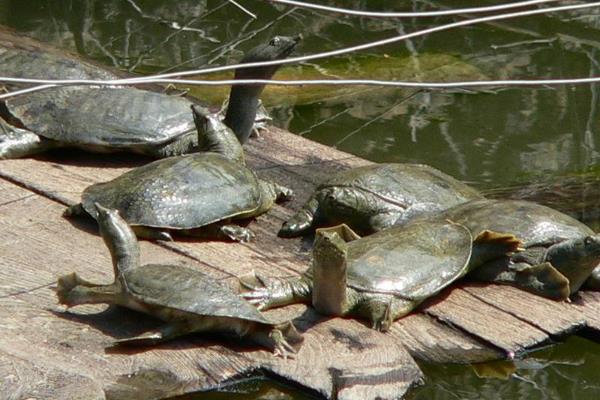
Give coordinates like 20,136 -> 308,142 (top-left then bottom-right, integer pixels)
411,336 -> 600,400
2,1 -> 600,399
4,0 -> 599,187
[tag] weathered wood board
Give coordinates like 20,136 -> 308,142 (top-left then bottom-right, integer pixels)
1,126 -> 600,399
0,178 -> 422,400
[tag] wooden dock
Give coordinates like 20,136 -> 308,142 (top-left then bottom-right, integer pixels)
1,127 -> 599,400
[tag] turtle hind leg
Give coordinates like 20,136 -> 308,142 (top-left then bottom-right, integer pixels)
0,120 -> 60,159
56,272 -> 120,307
117,320 -> 198,346
470,260 -> 570,301
248,321 -> 304,358
239,272 -> 312,311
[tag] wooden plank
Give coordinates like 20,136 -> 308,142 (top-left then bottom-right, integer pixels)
422,286 -> 551,358
462,283 -> 586,336
0,348 -> 104,400
390,313 -> 503,364
0,178 -> 423,400
2,116 -> 596,396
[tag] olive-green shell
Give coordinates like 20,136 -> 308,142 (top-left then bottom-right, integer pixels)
123,263 -> 269,323
439,199 -> 592,243
320,163 -> 483,209
0,46 -> 118,80
327,221 -> 473,301
5,87 -> 195,147
81,153 -> 264,229
1,46 -> 195,148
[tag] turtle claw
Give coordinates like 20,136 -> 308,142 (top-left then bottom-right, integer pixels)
269,321 -> 303,359
271,335 -> 296,359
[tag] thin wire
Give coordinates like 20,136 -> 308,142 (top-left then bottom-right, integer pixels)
268,0 -> 562,18
1,76 -> 599,100
227,0 -> 257,19
1,1 -> 600,100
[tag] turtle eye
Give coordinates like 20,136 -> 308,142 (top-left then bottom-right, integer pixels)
270,37 -> 281,46
585,236 -> 594,246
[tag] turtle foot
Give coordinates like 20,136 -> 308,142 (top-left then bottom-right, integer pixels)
0,120 -> 57,159
55,272 -> 105,307
270,321 -> 303,359
474,230 -> 523,254
239,272 -> 283,311
278,221 -> 306,238
524,262 -> 571,301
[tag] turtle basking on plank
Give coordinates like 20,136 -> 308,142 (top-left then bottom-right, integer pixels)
56,203 -> 303,357
0,35 -> 300,158
278,163 -> 483,238
243,221 -> 521,331
434,199 -> 600,299
65,105 -> 292,242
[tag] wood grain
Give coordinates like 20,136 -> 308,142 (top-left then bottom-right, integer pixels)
0,176 -> 422,400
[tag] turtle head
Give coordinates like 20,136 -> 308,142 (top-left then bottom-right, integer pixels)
312,226 -> 350,317
318,187 -> 373,233
235,35 -> 301,80
95,203 -> 140,276
546,235 -> 600,294
224,35 -> 300,144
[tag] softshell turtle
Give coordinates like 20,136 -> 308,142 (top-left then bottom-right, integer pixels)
242,221 -> 521,331
0,35 -> 300,158
278,163 -> 483,238
434,199 -> 600,299
65,105 -> 292,242
56,203 -> 303,356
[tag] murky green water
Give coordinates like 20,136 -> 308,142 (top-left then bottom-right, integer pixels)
2,0 -> 600,398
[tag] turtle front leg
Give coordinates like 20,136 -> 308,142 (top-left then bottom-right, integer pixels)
278,196 -> 320,238
354,293 -> 416,332
56,272 -> 120,307
239,272 -> 312,310
0,120 -> 60,159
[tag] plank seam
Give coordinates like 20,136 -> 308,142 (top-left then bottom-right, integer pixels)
464,288 -> 586,337
0,193 -> 36,207
424,311 -> 513,358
